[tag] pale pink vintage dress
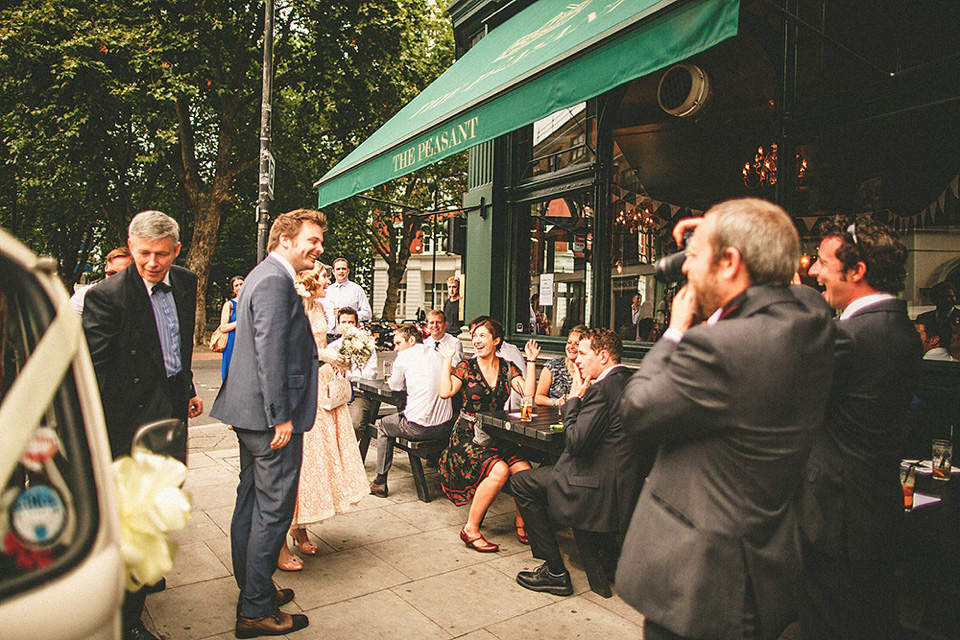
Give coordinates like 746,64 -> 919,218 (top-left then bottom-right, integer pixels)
291,301 -> 368,526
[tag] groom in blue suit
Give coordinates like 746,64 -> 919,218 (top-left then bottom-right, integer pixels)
211,209 -> 325,638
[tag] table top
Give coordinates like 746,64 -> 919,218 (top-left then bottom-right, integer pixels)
477,406 -> 564,443
351,378 -> 405,407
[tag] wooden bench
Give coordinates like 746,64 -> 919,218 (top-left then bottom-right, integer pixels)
360,423 -> 448,503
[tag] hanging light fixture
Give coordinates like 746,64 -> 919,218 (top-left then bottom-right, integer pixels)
614,199 -> 657,234
743,143 -> 807,189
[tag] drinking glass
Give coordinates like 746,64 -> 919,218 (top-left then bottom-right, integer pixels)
901,464 -> 916,512
520,395 -> 534,422
932,439 -> 953,481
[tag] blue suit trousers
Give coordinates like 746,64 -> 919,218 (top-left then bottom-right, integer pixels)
231,428 -> 303,618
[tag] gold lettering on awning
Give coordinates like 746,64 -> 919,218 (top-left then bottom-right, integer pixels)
391,116 -> 479,174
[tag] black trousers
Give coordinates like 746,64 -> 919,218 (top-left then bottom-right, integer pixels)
510,467 -> 564,568
511,467 -> 620,574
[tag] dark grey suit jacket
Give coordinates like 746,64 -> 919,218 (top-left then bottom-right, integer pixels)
210,254 -> 318,433
548,365 -> 652,533
83,263 -> 197,459
616,284 -> 836,640
798,298 -> 922,634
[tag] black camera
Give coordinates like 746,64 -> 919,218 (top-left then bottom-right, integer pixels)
654,230 -> 693,284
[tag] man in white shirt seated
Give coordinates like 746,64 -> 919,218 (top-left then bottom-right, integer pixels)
369,324 -> 454,497
423,309 -> 464,365
915,317 -> 958,361
327,257 -> 372,332
328,307 -> 380,439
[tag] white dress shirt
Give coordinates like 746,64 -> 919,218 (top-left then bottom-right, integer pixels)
388,343 -> 453,427
70,283 -> 94,315
423,332 -> 464,365
497,341 -> 526,411
923,347 -> 956,361
327,278 -> 372,327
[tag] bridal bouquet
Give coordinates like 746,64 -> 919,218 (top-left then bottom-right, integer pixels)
338,325 -> 376,368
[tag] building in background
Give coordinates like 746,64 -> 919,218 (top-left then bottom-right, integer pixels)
316,0 -> 960,354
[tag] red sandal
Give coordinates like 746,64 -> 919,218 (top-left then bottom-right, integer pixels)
516,525 -> 529,545
460,528 -> 499,553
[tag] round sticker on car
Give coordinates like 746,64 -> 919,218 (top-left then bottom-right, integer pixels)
10,485 -> 67,548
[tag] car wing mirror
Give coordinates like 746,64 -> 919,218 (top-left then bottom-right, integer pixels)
132,419 -> 186,464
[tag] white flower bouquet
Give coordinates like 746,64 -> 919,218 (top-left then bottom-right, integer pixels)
338,325 -> 376,368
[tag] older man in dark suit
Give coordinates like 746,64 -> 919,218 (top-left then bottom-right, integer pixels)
211,209 -> 325,639
83,209 -> 203,640
617,198 -> 836,640
511,327 -> 652,595
799,217 -> 922,640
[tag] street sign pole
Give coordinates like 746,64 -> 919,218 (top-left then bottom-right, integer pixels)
256,0 -> 275,263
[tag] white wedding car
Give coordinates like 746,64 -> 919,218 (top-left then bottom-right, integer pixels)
0,227 -> 126,640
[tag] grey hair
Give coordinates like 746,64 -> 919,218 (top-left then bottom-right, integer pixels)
128,210 -> 180,244
706,198 -> 799,287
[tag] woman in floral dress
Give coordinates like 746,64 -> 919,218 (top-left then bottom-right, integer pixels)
277,265 -> 368,571
534,324 -> 588,409
437,316 -> 539,552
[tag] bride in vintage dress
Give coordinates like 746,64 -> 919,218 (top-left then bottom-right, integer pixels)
277,264 -> 369,571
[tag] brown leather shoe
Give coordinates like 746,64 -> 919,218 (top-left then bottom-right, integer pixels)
236,589 -> 296,618
235,610 -> 308,638
275,588 -> 295,607
369,480 -> 388,497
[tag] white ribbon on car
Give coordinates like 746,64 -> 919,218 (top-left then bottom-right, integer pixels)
0,305 -> 81,488
112,451 -> 191,591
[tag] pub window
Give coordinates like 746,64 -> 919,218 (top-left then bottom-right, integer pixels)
515,103 -> 596,182
513,192 -> 593,336
608,141 -> 678,343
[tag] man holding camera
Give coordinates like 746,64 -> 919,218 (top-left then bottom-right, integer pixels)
617,198 -> 836,640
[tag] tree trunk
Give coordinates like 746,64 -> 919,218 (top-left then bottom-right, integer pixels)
183,195 -> 225,345
177,94 -> 239,345
382,263 -> 403,322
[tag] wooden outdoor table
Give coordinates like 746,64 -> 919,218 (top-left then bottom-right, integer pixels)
898,464 -> 960,636
478,406 -> 615,598
352,378 -> 405,407
476,407 -> 564,460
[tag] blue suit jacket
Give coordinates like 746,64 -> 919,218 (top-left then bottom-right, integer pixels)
210,254 -> 318,432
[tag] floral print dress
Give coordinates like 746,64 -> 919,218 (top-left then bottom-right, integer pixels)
544,356 -> 573,399
438,356 -> 525,506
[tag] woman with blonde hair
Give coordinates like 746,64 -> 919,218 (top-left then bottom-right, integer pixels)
277,264 -> 367,571
534,324 -> 588,408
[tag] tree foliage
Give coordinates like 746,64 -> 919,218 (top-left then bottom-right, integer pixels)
0,0 -> 458,338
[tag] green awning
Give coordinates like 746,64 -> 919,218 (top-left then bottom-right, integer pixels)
315,0 -> 740,208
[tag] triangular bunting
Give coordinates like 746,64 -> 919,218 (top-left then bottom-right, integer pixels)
952,175 -> 959,198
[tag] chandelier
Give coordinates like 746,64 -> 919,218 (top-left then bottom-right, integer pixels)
614,200 -> 656,234
742,143 -> 807,189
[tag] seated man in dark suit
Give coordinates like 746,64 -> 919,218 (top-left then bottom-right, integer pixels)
510,328 -> 652,595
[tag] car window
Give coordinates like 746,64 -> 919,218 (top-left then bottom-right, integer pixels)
0,255 -> 99,602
